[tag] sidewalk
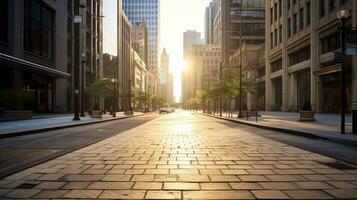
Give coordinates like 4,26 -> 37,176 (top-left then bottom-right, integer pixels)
0,112 -> 146,138
197,111 -> 357,145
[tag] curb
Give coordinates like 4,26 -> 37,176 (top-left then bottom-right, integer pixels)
0,112 -> 153,139
196,112 -> 357,147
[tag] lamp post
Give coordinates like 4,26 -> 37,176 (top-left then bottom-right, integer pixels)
219,59 -> 223,116
337,9 -> 348,134
112,78 -> 117,117
80,54 -> 86,117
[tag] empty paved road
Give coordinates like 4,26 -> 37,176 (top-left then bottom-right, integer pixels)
0,111 -> 357,199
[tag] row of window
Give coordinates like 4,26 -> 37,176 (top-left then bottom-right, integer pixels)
320,0 -> 347,18
231,0 -> 265,8
0,0 -> 8,44
289,46 -> 310,66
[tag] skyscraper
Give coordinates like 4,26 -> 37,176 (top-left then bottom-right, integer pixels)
122,0 -> 160,96
183,30 -> 204,60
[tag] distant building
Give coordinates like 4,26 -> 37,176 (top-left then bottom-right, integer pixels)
131,21 -> 148,67
212,0 -> 265,64
182,45 -> 221,103
183,31 -> 204,60
204,1 -> 216,44
229,44 -> 265,111
159,49 -> 174,105
103,53 -> 118,79
123,0 -> 160,97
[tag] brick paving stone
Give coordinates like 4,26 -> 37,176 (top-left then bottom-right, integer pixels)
252,190 -> 290,199
87,181 -> 134,189
155,175 -> 178,182
99,189 -> 146,199
265,175 -> 301,182
327,181 -> 357,188
62,174 -> 104,181
230,182 -> 263,190
221,169 -> 249,175
62,181 -> 91,189
284,190 -> 334,199
145,169 -> 170,174
183,190 -> 255,199
295,181 -> 334,189
209,175 -> 240,182
199,169 -> 222,174
133,181 -> 162,189
63,190 -> 103,199
324,188 -> 357,199
200,183 -> 231,190
259,182 -> 299,190
101,174 -> 132,181
4,189 -> 41,198
33,189 -> 69,198
178,175 -> 210,182
238,175 -> 270,182
131,174 -> 155,182
35,181 -> 66,189
164,182 -> 200,190
146,190 -> 181,199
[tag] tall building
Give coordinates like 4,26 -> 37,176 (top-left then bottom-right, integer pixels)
212,0 -> 265,64
265,0 -> 356,114
182,45 -> 221,103
122,0 -> 160,97
205,1 -> 217,44
0,0 -> 71,114
117,0 -> 132,111
131,21 -> 148,66
159,49 -> 174,105
183,30 -> 204,60
67,0 -> 104,112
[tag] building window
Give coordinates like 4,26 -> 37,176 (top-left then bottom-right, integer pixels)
299,8 -> 304,31
288,18 -> 292,38
270,7 -> 273,24
274,3 -> 278,21
288,0 -> 291,9
329,0 -> 336,11
306,2 -> 311,26
274,29 -> 278,46
279,25 -> 282,43
321,33 -> 340,54
271,59 -> 282,72
320,0 -> 326,17
279,0 -> 282,17
0,0 -> 8,44
270,32 -> 274,49
293,14 -> 297,34
24,0 -> 54,59
289,46 -> 311,66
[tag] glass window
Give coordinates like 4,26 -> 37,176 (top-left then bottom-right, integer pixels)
24,0 -> 54,59
0,0 -> 8,44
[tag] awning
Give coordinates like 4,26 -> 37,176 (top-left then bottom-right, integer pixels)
0,53 -> 71,79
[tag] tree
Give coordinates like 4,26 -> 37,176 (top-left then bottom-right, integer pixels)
86,79 -> 115,109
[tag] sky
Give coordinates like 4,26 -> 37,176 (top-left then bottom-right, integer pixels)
103,0 -> 210,102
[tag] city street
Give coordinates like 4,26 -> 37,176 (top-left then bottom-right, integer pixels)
0,111 -> 356,199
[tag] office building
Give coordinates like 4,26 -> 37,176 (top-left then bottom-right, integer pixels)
182,45 -> 221,102
183,30 -> 204,60
212,0 -> 265,64
0,0 -> 71,114
265,0 -> 356,113
131,21 -> 148,66
122,0 -> 160,96
159,49 -> 174,105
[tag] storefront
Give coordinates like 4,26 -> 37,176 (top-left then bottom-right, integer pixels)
0,53 -> 70,113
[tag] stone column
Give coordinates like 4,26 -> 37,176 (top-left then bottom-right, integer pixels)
265,0 -> 272,111
310,0 -> 319,112
281,0 -> 289,111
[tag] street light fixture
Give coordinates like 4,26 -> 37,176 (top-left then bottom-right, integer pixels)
337,9 -> 348,134
80,53 -> 86,117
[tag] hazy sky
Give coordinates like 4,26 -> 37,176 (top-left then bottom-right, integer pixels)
103,0 -> 210,102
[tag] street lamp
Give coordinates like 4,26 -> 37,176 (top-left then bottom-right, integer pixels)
337,9 -> 348,134
112,78 -> 118,117
80,53 -> 86,117
219,59 -> 223,117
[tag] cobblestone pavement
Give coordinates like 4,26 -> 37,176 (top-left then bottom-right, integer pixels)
1,111 -> 357,199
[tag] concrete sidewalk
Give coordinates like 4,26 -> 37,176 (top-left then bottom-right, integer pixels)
0,112 -> 146,138
197,111 -> 357,145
